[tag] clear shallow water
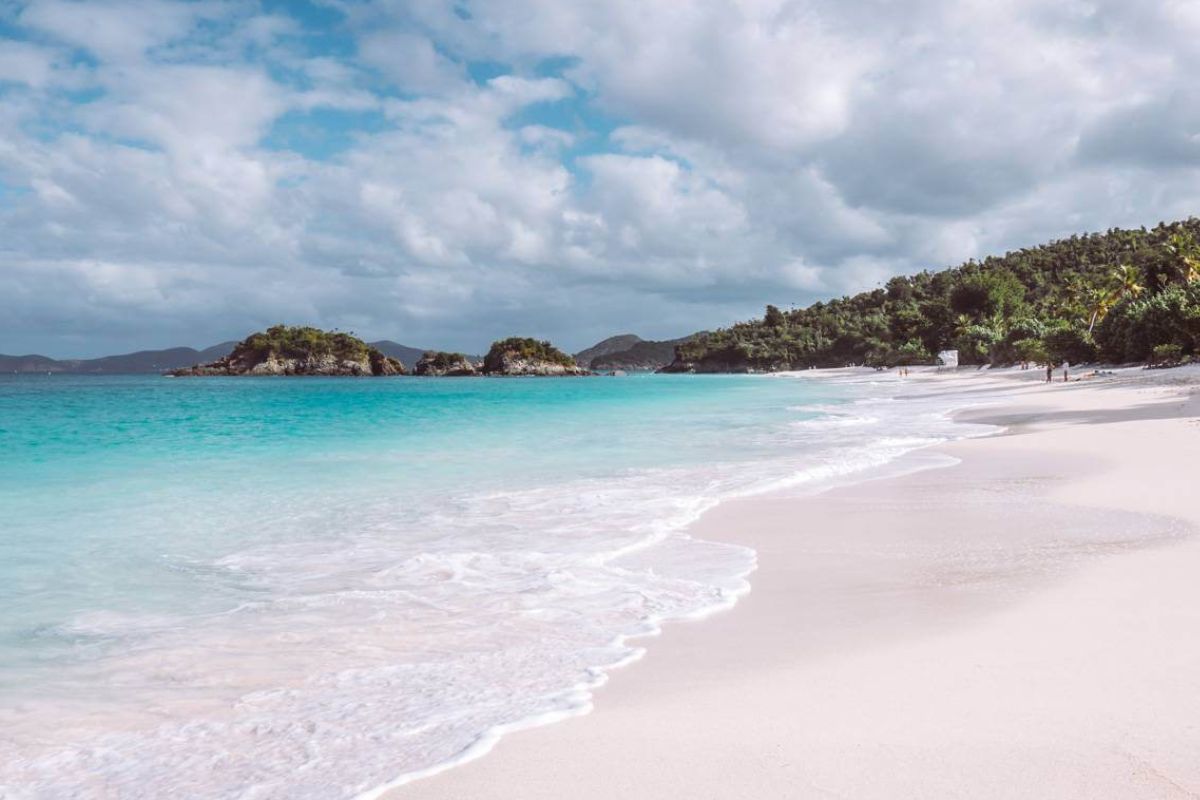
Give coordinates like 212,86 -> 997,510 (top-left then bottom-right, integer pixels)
0,372 -> 993,798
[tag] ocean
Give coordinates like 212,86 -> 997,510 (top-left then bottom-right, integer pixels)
0,372 -> 993,798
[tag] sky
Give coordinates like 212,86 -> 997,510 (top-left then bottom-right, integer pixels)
1,0 -> 1198,357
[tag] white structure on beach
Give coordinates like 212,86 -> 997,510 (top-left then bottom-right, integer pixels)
936,349 -> 959,369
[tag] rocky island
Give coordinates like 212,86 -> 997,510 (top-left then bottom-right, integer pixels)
481,337 -> 589,376
169,326 -> 406,376
414,351 -> 480,376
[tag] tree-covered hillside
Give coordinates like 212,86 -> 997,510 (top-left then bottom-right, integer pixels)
665,219 -> 1200,372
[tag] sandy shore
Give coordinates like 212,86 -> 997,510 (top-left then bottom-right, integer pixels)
392,366 -> 1200,799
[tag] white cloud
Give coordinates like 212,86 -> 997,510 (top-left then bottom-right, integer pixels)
0,40 -> 58,87
19,0 -> 207,62
82,65 -> 287,152
358,30 -> 464,94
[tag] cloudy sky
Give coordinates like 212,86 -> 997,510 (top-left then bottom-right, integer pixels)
1,0 -> 1198,357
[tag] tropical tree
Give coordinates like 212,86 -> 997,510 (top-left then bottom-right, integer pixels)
1086,287 -> 1115,334
1111,264 -> 1145,299
1165,232 -> 1200,283
1012,338 -> 1048,365
1085,265 -> 1145,333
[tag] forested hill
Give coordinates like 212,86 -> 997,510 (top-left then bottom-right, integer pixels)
663,219 -> 1200,373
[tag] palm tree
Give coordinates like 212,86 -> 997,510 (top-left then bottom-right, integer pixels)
986,310 -> 1008,338
1086,287 -> 1114,334
1086,265 -> 1145,333
1165,233 -> 1200,283
1111,264 -> 1145,299
953,314 -> 973,337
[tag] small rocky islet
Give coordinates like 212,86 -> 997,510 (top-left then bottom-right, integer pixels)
170,326 -> 405,376
415,338 -> 590,376
414,351 -> 479,376
480,337 -> 590,376
170,328 -> 590,377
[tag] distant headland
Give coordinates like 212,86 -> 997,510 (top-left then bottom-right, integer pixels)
662,219 -> 1200,373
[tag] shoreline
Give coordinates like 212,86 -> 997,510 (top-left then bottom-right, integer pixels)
361,368 -> 1004,798
393,366 -> 1200,799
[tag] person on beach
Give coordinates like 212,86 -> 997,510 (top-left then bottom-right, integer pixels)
1046,362 -> 1053,383
1062,360 -> 1070,382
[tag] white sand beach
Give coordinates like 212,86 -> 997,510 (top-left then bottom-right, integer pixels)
393,367 -> 1200,799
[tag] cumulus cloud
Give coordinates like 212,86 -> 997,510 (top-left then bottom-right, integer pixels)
358,30 -> 464,94
0,0 -> 1198,356
0,39 -> 58,87
18,0 -> 207,62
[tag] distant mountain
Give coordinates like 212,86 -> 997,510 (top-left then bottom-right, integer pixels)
367,341 -> 433,368
2,339 -> 471,374
573,334 -> 644,368
1,342 -> 238,374
590,334 -> 702,372
70,343 -> 240,373
0,354 -> 65,373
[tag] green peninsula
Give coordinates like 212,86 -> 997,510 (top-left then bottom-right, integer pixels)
664,219 -> 1200,372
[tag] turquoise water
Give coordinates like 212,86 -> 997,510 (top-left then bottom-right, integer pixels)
0,372 -> 975,798
0,374 -> 829,661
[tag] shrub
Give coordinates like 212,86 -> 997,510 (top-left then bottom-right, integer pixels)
1094,284 -> 1200,362
893,339 -> 931,366
1151,343 -> 1184,365
1008,318 -> 1048,341
1042,325 -> 1097,365
1011,338 -> 1048,365
953,325 -> 1000,365
990,319 -> 1047,364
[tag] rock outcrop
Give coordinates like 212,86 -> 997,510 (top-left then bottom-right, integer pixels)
481,337 -> 590,376
657,356 -> 760,374
169,326 -> 406,376
414,351 -> 480,376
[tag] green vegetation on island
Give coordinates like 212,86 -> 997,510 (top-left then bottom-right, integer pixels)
238,326 -> 371,362
664,219 -> 1200,372
167,331 -> 590,378
414,351 -> 479,376
482,337 -> 588,376
171,325 -> 406,376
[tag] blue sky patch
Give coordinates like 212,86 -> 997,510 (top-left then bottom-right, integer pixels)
264,107 -> 392,159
